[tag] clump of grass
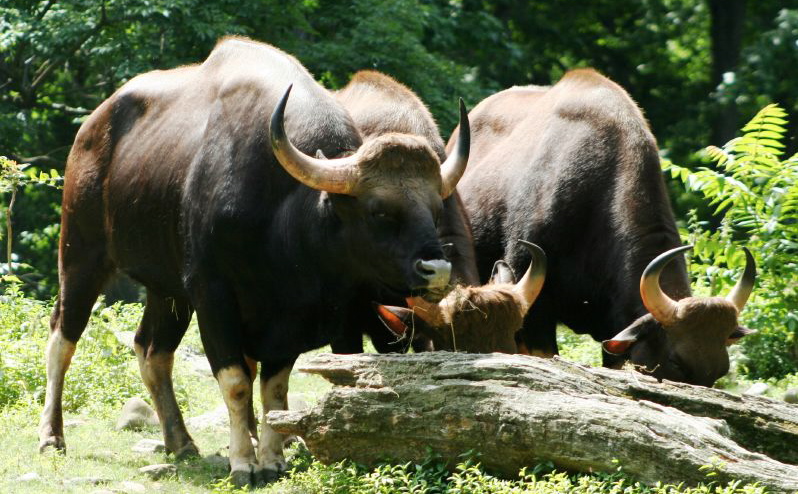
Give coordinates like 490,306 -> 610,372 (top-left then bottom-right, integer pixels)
265,446 -> 770,494
0,285 -> 206,416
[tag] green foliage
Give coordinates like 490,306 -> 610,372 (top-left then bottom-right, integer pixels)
557,325 -> 602,367
0,286 -> 144,412
664,105 -> 798,379
2,1 -> 797,300
0,155 -> 61,291
0,286 -> 204,415
267,446 -> 769,494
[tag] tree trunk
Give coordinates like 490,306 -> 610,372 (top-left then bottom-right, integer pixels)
268,353 -> 798,493
709,0 -> 746,145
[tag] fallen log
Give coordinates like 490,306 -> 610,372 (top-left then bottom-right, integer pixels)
267,353 -> 798,493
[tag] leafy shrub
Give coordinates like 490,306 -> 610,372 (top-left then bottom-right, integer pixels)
664,104 -> 798,379
0,286 -> 204,415
269,446 -> 768,494
0,155 -> 62,296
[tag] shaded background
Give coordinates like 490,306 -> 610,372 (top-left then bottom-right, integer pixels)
1,0 -> 797,297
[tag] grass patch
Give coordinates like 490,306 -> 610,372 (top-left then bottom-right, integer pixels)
0,290 -> 784,493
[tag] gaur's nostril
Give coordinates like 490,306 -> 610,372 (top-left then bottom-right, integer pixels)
415,260 -> 435,276
414,259 -> 452,289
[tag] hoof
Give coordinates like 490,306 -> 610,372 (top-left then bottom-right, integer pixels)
172,442 -> 200,460
230,463 -> 285,487
254,466 -> 285,485
230,465 -> 255,488
38,436 -> 66,454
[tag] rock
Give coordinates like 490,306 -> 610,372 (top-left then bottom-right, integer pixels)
17,472 -> 41,482
116,397 -> 159,431
284,434 -> 305,448
113,331 -> 136,351
186,404 -> 228,430
64,418 -> 87,428
139,463 -> 177,480
118,480 -> 147,493
288,393 -> 311,411
785,388 -> 798,404
132,438 -> 166,454
65,476 -> 111,485
181,353 -> 213,377
202,453 -> 230,470
744,382 -> 769,396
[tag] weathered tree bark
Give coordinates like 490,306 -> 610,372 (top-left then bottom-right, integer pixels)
267,353 -> 798,493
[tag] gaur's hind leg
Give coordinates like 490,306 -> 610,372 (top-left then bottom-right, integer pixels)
39,244 -> 113,453
134,292 -> 198,458
257,360 -> 295,482
245,355 -> 259,442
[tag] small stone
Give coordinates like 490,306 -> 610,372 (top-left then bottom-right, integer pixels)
288,393 -> 311,411
116,397 -> 159,431
118,480 -> 147,493
182,354 -> 213,376
64,418 -> 87,428
139,463 -> 177,480
114,331 -> 136,351
132,438 -> 165,454
202,453 -> 230,470
744,382 -> 769,396
284,434 -> 305,448
17,472 -> 41,482
186,404 -> 228,430
784,388 -> 798,404
65,476 -> 111,485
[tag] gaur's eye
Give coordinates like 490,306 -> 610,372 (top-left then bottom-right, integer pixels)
371,208 -> 397,225
666,355 -> 688,381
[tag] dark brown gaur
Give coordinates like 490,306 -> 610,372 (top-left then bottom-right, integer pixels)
449,69 -> 759,386
602,245 -> 756,386
37,37 -> 472,487
376,240 -> 546,353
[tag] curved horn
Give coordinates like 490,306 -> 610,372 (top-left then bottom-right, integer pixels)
513,240 -> 547,309
640,245 -> 692,325
726,247 -> 756,312
270,84 -> 360,195
440,98 -> 470,199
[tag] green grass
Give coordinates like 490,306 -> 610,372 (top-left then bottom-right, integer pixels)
0,291 -> 789,493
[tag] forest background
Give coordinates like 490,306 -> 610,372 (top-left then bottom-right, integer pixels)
1,0 -> 797,379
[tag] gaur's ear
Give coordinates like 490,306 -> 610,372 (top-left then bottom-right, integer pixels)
602,314 -> 655,356
490,260 -> 516,284
374,303 -> 413,338
727,325 -> 756,345
315,149 -> 327,159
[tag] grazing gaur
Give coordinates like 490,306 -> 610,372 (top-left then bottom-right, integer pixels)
448,68 -> 756,386
376,240 -> 547,353
38,37 -> 471,486
330,69 -> 479,353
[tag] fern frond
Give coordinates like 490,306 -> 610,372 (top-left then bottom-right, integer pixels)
705,145 -> 731,166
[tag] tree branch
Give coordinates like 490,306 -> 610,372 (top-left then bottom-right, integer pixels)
268,353 -> 798,493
